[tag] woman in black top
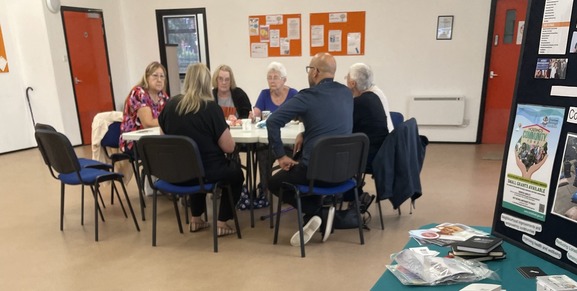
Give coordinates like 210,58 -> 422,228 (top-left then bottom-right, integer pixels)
211,64 -> 252,119
159,63 -> 243,236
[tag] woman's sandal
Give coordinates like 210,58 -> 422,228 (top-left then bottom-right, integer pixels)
189,221 -> 210,232
217,226 -> 237,237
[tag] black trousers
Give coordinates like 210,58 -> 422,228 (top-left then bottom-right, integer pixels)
268,163 -> 337,219
187,159 -> 244,221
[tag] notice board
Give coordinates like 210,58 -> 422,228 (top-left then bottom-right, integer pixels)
492,0 -> 577,274
309,11 -> 365,56
248,14 -> 302,58
0,24 -> 8,73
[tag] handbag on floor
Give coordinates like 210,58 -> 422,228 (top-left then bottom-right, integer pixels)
236,183 -> 270,210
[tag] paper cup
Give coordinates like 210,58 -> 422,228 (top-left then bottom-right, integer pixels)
242,119 -> 252,131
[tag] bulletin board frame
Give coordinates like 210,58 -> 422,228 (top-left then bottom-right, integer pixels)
491,0 -> 577,275
248,14 -> 302,58
0,24 -> 9,73
309,11 -> 365,56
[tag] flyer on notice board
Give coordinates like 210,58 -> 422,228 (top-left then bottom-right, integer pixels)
502,104 -> 565,221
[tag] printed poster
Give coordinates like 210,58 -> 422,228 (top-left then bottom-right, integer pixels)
534,58 -> 568,79
538,0 -> 573,54
552,133 -> 577,223
503,104 -> 565,221
249,18 -> 259,36
0,24 -> 8,73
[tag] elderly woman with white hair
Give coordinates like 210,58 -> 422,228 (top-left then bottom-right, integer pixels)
345,62 -> 389,173
252,61 -> 298,119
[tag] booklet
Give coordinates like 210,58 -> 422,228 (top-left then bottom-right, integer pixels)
409,223 -> 489,246
454,236 -> 503,254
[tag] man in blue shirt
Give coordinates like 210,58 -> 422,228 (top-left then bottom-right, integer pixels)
267,52 -> 353,246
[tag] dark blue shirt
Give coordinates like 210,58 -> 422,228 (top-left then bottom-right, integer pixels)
266,78 -> 353,166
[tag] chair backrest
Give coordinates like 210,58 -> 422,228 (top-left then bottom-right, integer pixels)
34,123 -> 57,167
137,135 -> 206,186
390,112 -> 404,129
306,133 -> 369,186
34,129 -> 81,175
101,122 -> 121,148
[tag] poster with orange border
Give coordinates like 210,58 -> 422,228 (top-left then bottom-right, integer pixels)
310,11 -> 365,56
0,24 -> 8,73
248,14 -> 302,58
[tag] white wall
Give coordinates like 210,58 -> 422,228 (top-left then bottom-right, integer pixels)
0,0 -> 491,153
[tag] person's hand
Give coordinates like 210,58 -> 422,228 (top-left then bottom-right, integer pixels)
516,154 -> 548,179
293,132 -> 303,155
277,155 -> 298,171
227,115 -> 237,121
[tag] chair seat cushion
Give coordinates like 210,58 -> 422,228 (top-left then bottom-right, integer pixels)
296,179 -> 357,195
155,180 -> 214,195
59,168 -> 122,185
79,158 -> 112,170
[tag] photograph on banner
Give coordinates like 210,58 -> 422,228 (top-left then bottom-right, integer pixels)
551,133 -> 577,222
502,104 -> 565,221
534,58 -> 568,79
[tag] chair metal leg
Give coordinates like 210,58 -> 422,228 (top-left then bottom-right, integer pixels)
60,183 -> 65,231
212,190 -> 219,253
353,189 -> 365,245
173,193 -> 184,234
80,184 -> 84,226
273,190 -> 283,244
93,185 -> 100,242
111,182 -> 128,218
152,190 -> 158,246
295,193 -> 306,258
91,185 -> 105,222
377,199 -> 384,230
131,159 -> 146,221
117,178 -> 140,232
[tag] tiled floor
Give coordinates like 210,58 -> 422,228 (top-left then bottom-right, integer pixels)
0,143 -> 504,290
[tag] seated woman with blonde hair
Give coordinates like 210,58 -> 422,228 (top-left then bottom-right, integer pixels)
159,63 -> 244,236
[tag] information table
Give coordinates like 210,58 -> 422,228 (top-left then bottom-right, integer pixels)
371,224 -> 577,290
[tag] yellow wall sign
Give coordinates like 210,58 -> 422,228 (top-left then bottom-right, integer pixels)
0,24 -> 9,73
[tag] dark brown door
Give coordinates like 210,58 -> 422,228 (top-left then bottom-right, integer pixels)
482,0 -> 528,144
63,10 -> 114,145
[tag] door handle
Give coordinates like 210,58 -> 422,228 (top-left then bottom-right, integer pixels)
489,71 -> 499,79
74,77 -> 83,85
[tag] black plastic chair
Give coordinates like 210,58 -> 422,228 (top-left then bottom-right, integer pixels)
137,135 -> 241,252
273,133 -> 369,257
100,121 -> 146,220
35,123 -> 112,211
34,129 -> 140,241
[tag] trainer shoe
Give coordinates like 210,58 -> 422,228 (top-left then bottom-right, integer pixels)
290,215 -> 322,247
322,206 -> 335,242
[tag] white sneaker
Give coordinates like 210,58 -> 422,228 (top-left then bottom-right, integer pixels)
322,206 -> 335,242
290,216 -> 322,247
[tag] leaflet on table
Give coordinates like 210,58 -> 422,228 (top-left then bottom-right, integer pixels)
502,104 -> 565,221
409,223 -> 489,246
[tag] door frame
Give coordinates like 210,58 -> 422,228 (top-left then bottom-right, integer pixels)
61,6 -> 116,143
477,0 -> 530,144
155,8 -> 210,96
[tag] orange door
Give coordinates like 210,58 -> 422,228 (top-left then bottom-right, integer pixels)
63,10 -> 114,145
482,0 -> 528,144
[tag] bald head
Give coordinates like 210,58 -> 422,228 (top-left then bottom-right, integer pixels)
308,52 -> 336,86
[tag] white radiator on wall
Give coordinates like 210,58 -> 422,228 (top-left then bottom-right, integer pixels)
408,96 -> 465,126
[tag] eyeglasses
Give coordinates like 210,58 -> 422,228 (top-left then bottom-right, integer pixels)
267,75 -> 282,81
305,66 -> 318,73
217,77 -> 230,83
151,73 -> 166,80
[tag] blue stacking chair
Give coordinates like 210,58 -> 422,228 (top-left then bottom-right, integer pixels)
35,123 -> 114,211
100,121 -> 147,221
273,133 -> 369,257
34,129 -> 140,241
389,111 -> 404,129
137,135 -> 241,252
